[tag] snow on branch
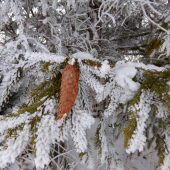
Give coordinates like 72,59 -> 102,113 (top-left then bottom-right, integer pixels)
24,52 -> 66,68
84,60 -> 110,78
0,124 -> 31,168
0,112 -> 35,135
112,60 -> 164,91
80,64 -> 104,94
161,34 -> 170,56
125,90 -> 154,154
95,121 -> 124,170
70,93 -> 95,153
160,130 -> 170,170
140,2 -> 169,34
98,0 -> 118,24
0,68 -> 22,111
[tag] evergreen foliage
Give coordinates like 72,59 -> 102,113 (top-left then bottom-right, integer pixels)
0,0 -> 170,170
122,67 -> 170,168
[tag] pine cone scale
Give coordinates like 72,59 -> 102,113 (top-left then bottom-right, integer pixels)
57,62 -> 79,121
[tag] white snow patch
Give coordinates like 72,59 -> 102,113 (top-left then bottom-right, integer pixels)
71,52 -> 96,60
68,58 -> 75,65
100,60 -> 110,77
113,61 -> 164,91
56,113 -> 67,127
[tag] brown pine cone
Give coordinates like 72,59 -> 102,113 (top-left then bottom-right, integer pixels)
57,59 -> 79,121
